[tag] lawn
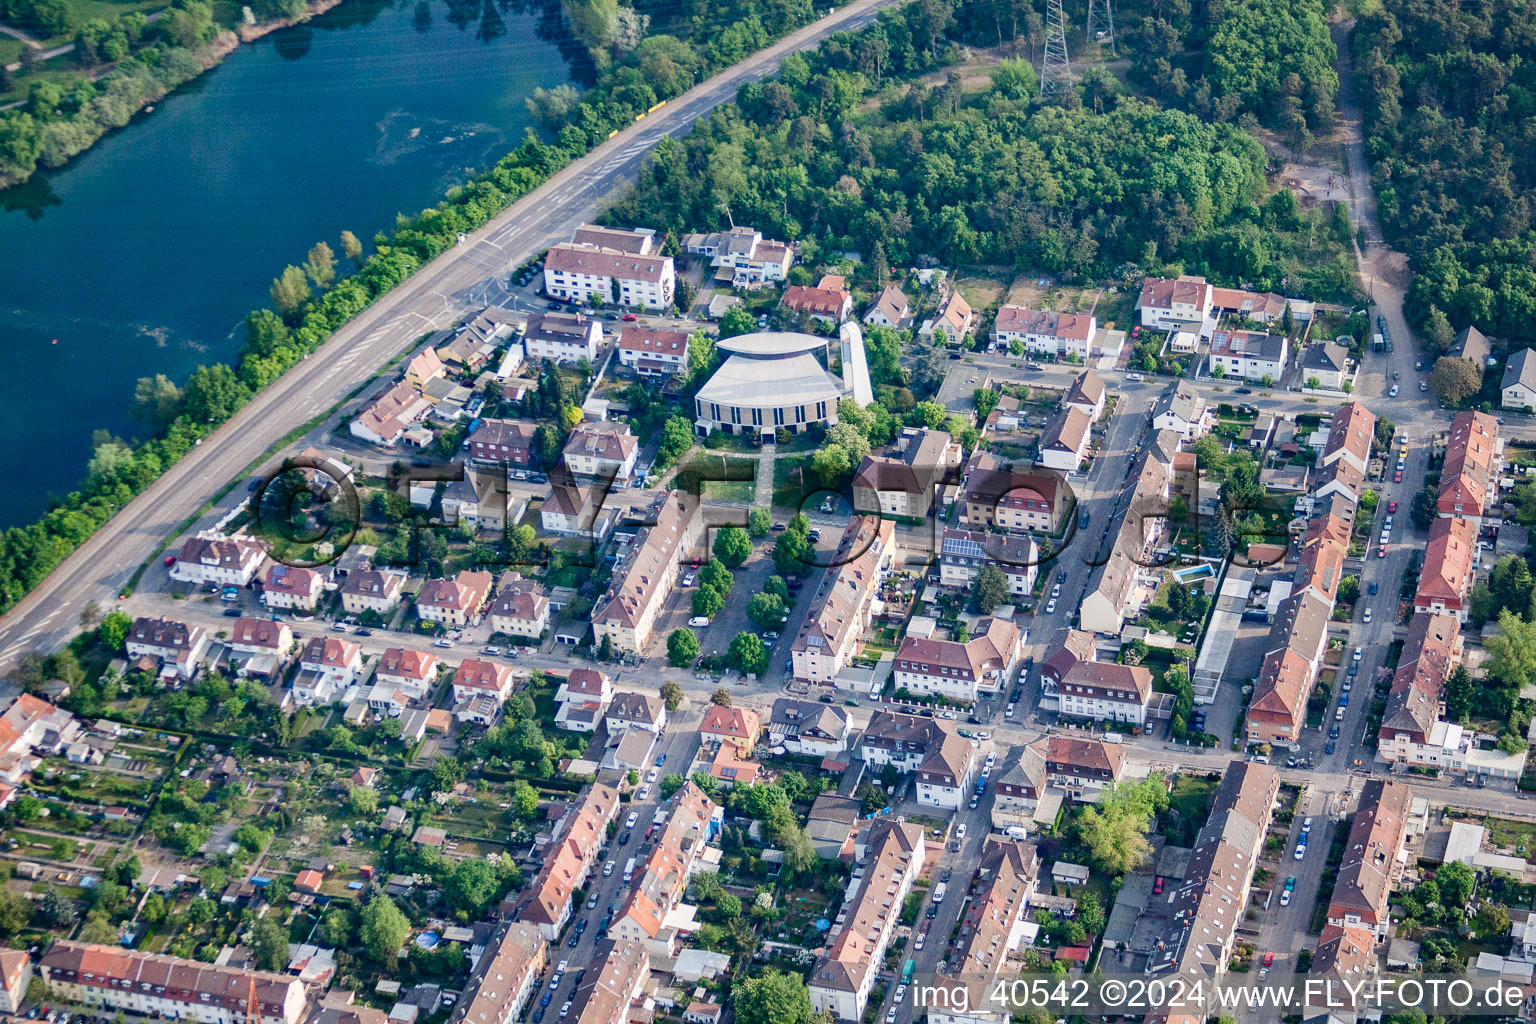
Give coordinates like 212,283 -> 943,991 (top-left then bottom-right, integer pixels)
953,273 -> 1010,312
772,454 -> 816,511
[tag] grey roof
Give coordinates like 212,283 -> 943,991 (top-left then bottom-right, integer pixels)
716,331 -> 827,356
1303,341 -> 1348,373
695,351 -> 846,409
1153,385 -> 1205,425
1503,348 -> 1536,394
1451,325 -> 1491,365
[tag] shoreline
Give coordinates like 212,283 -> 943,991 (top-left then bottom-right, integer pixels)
0,0 -> 350,191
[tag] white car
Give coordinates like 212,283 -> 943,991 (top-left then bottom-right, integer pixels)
637,784 -> 651,800
1045,599 -> 1057,614
434,638 -> 453,648
1051,584 -> 1061,598
870,686 -> 882,700
1352,647 -> 1363,662
1279,890 -> 1291,907
646,768 -> 658,783
1005,702 -> 1016,718
603,862 -> 614,877
682,572 -> 696,586
956,823 -> 967,840
1302,817 -> 1313,831
1126,372 -> 1144,381
894,986 -> 907,1005
885,1011 -> 897,1024
557,960 -> 569,973
688,616 -> 711,628
985,752 -> 997,768
1363,608 -> 1373,624
914,933 -> 925,950
1295,843 -> 1307,861
560,1003 -> 572,1019
625,811 -> 639,829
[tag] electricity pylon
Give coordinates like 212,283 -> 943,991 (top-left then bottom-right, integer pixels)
1041,0 -> 1072,93
1087,0 -> 1115,55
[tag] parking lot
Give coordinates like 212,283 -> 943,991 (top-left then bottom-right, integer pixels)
648,530 -> 800,665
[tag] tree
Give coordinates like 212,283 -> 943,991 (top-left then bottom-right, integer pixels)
1428,356 -> 1483,406
97,609 -> 132,651
360,895 -> 411,964
348,785 -> 378,816
1435,860 -> 1475,908
710,688 -> 732,707
973,387 -> 999,420
1422,306 -> 1455,353
661,679 -> 684,710
319,907 -> 353,948
699,559 -> 734,594
270,265 -> 312,316
713,525 -> 753,567
733,970 -> 813,1024
747,592 -> 787,630
79,911 -> 118,944
446,858 -> 499,917
339,230 -> 364,264
667,629 -> 699,668
728,632 -> 769,676
715,892 -> 742,919
305,241 -> 337,290
692,586 -> 725,619
1485,610 -> 1536,695
764,575 -> 789,601
747,508 -> 771,537
131,374 -> 183,428
1444,665 -> 1474,721
1074,776 -> 1168,875
250,916 -> 289,970
972,563 -> 1008,613
511,779 -> 540,820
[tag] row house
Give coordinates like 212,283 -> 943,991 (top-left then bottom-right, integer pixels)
349,382 -> 432,447
1080,446 -> 1172,635
293,637 -> 363,706
543,244 -> 675,309
780,274 -> 853,323
568,941 -> 649,1024
262,564 -> 325,612
592,492 -> 702,654
340,568 -> 405,618
1137,275 -> 1214,333
1245,589 -> 1331,746
991,306 -> 1096,359
616,325 -> 691,376
1294,512 -> 1350,604
1378,614 -> 1463,769
892,618 -> 1022,702
1147,762 -> 1280,992
170,534 -> 268,588
790,518 -> 895,685
1053,661 -> 1153,727
38,941 -> 308,1024
767,699 -> 850,758
1038,405 -> 1092,472
451,924 -> 547,1024
469,419 -> 539,468
850,428 -> 962,521
1438,410 -> 1501,523
1321,401 -> 1375,481
489,576 -> 551,640
959,453 -> 1067,534
1315,456 -> 1366,507
1414,516 -> 1477,621
606,783 -> 721,958
939,529 -> 1038,599
417,570 -> 494,628
229,618 -> 293,678
519,783 -> 622,940
1327,780 -> 1413,939
563,424 -> 639,482
808,821 -> 927,1021
523,312 -> 601,364
125,616 -> 208,682
991,742 -> 1049,831
925,840 -> 1041,1024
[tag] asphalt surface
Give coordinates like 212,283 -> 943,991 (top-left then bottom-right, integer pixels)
0,0 -> 900,673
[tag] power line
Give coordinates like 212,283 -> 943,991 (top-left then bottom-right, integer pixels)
1041,0 -> 1071,93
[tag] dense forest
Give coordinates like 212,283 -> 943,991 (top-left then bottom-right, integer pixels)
1356,0 -> 1536,345
611,1 -> 1355,293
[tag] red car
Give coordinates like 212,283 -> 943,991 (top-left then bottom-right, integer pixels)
1153,876 -> 1164,894
622,313 -> 638,321
1262,953 -> 1275,967
1387,500 -> 1398,513
1378,545 -> 1388,558
163,555 -> 176,567
1393,470 -> 1403,482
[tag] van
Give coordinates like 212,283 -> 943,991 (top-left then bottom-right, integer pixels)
1251,755 -> 1269,764
932,883 -> 947,904
1004,825 -> 1029,840
622,857 -> 637,883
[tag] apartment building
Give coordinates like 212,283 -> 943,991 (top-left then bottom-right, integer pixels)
1439,410 -> 1501,523
1080,446 -> 1172,635
368,647 -> 440,714
340,568 -> 405,617
684,226 -> 793,288
924,840 -> 1041,1024
892,618 -> 1022,702
0,951 -> 30,1015
592,492 -> 702,655
1053,661 -> 1153,726
1207,328 -> 1288,381
453,924 -> 547,1024
170,534 -> 268,587
562,424 -> 639,482
606,782 -> 721,958
417,570 -> 494,628
1064,369 -> 1107,420
1414,516 -> 1477,621
767,700 -> 850,757
790,518 -> 895,686
858,712 -> 976,808
1378,614 -> 1463,768
489,577 -> 551,640
38,941 -> 308,1024
1031,735 -> 1126,803
519,782 -> 622,940
567,941 -> 649,1024
1246,589 -> 1332,746
959,453 -> 1067,534
851,429 -> 962,521
698,707 -> 760,755
543,244 -> 675,309
808,820 -> 927,1021
522,312 -> 601,364
1137,275 -> 1214,332
469,419 -> 540,468
780,274 -> 853,323
1319,402 -> 1374,481
1038,405 -> 1093,472
616,325 -> 691,376
991,306 -> 1096,358
1327,780 -> 1413,939
125,616 -> 209,681
938,529 -> 1038,598
920,291 -> 974,345
572,224 -> 654,254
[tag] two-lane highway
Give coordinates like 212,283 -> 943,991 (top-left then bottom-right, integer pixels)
0,0 -> 901,673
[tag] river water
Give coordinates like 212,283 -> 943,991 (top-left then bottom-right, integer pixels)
0,0 -> 571,527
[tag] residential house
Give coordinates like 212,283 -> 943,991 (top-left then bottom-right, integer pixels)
606,692 -> 667,734
1151,385 -> 1212,440
859,713 -> 976,809
699,706 -> 760,754
350,383 -> 432,447
1294,512 -> 1350,604
850,428 -> 962,520
1246,589 -> 1332,746
1303,342 -> 1351,390
404,348 -> 445,391
1501,348 -> 1536,412
1378,614 -> 1463,768
293,637 -> 364,706
417,570 -> 494,628
780,274 -> 853,323
808,820 -> 927,1021
566,941 -> 649,1024
959,453 -> 1067,534
439,470 -> 510,532
554,668 -> 611,733
452,924 -> 546,1024
1209,286 -> 1298,323
1321,401 -> 1376,480
1146,762 -> 1280,994
924,841 -> 1041,1024
170,534 -> 268,587
38,941 -> 308,1024
489,578 -> 550,640
1208,328 -> 1288,382
340,569 -> 405,618
892,618 -> 1022,702
518,783 -> 621,941
592,492 -> 702,654
1038,406 -> 1092,473
261,565 -> 324,613
1314,457 -> 1366,506
0,950 -> 31,1015
1064,369 -> 1107,420
125,617 -> 209,682
767,700 -> 850,758
1137,275 -> 1214,333
790,518 -> 895,686
451,659 -> 515,712
469,419 -> 539,468
863,284 -> 911,328
1053,661 -> 1153,726
1438,410 -> 1501,523
229,618 -> 293,660
920,291 -> 974,345
0,695 -> 83,784
542,244 -> 675,309
939,529 -> 1038,599
606,782 -> 720,958
372,648 -> 440,704
1079,447 -> 1172,634
1450,325 -> 1492,369
522,312 -> 601,365
540,483 -> 608,539
1414,517 -> 1477,621
1030,735 -> 1126,803
684,226 -> 792,288
562,424 -> 639,482
616,325 -> 691,376
991,306 -> 1096,359
1327,780 -> 1413,939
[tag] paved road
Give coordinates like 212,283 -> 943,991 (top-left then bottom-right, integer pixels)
0,0 -> 899,674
